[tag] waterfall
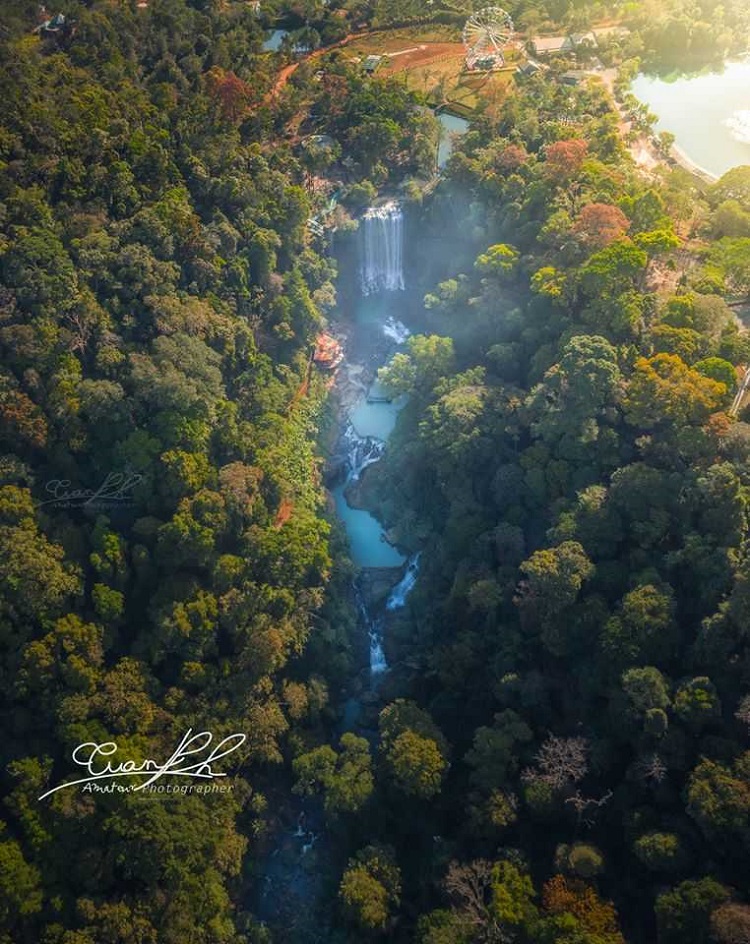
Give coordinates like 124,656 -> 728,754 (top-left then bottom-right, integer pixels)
386,554 -> 420,611
369,617 -> 388,675
368,555 -> 420,676
360,202 -> 405,295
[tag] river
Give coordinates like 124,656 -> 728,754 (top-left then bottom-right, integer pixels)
249,200 -> 421,932
631,59 -> 750,179
329,201 -> 420,676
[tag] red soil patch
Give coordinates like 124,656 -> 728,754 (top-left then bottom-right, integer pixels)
274,496 -> 294,528
379,42 -> 464,74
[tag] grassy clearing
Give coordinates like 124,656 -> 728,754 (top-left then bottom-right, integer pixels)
399,55 -> 516,110
344,25 -> 461,56
342,25 -> 520,115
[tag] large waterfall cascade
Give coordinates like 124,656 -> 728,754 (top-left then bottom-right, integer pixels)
360,202 -> 405,295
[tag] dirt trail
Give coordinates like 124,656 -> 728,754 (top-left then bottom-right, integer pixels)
264,31 -> 366,103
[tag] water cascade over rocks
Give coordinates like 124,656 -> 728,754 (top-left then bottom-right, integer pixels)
342,423 -> 386,482
360,202 -> 405,295
334,200 -> 417,677
365,554 -> 420,675
338,423 -> 417,675
382,316 -> 410,344
386,554 -> 420,611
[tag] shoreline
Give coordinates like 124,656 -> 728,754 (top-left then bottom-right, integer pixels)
622,56 -> 750,184
600,67 -> 723,185
667,141 -> 719,183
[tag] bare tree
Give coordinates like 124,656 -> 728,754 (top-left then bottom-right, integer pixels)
565,790 -> 613,828
735,695 -> 750,731
522,735 -> 589,790
635,753 -> 667,784
65,307 -> 94,353
444,860 -> 512,943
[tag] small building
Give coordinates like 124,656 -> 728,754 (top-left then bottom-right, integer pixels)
531,35 -> 573,57
516,59 -> 542,77
570,31 -> 598,49
363,55 -> 383,74
34,11 -> 67,36
561,70 -> 587,86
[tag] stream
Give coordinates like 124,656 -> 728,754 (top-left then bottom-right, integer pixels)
333,200 -> 420,679
250,200 -> 420,935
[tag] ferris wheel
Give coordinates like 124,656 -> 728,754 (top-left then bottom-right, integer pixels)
462,6 -> 514,70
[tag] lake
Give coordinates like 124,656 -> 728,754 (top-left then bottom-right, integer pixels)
631,59 -> 750,180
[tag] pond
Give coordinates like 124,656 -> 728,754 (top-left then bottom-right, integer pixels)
263,29 -> 288,52
332,482 -> 405,568
437,111 -> 470,169
631,59 -> 750,179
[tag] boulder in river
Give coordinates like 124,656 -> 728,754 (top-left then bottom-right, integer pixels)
358,565 -> 404,609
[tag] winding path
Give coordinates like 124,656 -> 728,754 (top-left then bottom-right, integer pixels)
266,31 -> 367,102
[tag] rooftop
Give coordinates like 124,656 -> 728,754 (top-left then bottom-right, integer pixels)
571,31 -> 597,47
363,55 -> 383,73
531,35 -> 573,54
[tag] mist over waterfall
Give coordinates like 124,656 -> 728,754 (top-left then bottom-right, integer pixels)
360,202 -> 405,295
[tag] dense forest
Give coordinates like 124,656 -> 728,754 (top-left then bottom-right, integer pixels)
2,0 -> 750,943
363,65 -> 750,944
0,1 -> 431,941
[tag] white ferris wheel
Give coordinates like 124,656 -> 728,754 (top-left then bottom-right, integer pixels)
462,6 -> 514,71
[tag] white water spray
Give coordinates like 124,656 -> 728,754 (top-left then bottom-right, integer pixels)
382,316 -> 410,344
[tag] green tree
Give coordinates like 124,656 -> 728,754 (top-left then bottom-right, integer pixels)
383,729 -> 447,800
339,845 -> 401,932
378,335 -> 455,398
674,677 -> 720,730
623,354 -> 726,429
293,733 -> 373,814
475,243 -> 520,280
379,700 -> 448,799
0,835 -> 43,927
516,541 -> 594,652
687,755 -> 750,838
655,878 -> 731,944
633,832 -> 687,873
621,666 -> 671,716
